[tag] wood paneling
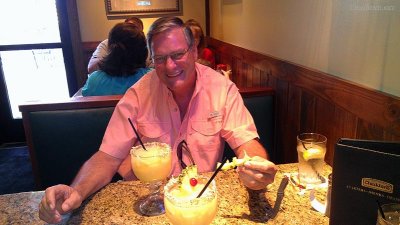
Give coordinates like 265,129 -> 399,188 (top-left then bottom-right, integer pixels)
208,37 -> 400,165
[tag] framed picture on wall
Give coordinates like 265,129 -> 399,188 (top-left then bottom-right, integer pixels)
105,0 -> 183,19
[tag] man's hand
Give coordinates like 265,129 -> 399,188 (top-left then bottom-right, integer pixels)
38,184 -> 83,224
38,151 -> 123,223
233,139 -> 278,190
236,156 -> 277,190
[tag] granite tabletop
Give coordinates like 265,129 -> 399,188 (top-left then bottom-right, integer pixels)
0,163 -> 331,225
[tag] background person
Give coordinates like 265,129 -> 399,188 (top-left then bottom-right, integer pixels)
184,19 -> 216,69
82,22 -> 151,96
87,17 -> 144,74
38,17 -> 277,224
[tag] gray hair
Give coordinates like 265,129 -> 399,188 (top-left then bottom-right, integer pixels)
147,17 -> 194,57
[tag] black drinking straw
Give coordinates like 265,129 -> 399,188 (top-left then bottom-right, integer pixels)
376,200 -> 386,219
197,157 -> 228,198
128,118 -> 146,151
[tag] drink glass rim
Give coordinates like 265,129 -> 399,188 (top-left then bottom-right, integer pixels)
380,202 -> 400,211
378,203 -> 400,224
164,176 -> 217,207
297,133 -> 327,144
130,142 -> 171,158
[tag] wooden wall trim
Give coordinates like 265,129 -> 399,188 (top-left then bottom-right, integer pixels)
82,41 -> 102,52
66,0 -> 87,89
293,67 -> 400,136
205,0 -> 210,36
208,37 -> 400,165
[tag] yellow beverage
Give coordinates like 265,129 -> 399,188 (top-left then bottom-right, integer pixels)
164,176 -> 218,225
130,142 -> 171,182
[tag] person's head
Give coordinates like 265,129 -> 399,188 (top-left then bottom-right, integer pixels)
147,17 -> 198,93
184,19 -> 206,51
124,17 -> 144,30
99,22 -> 148,76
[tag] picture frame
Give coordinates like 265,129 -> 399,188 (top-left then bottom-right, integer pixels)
105,0 -> 183,19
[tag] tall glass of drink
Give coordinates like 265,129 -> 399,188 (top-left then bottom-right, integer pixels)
297,133 -> 327,185
130,142 -> 172,216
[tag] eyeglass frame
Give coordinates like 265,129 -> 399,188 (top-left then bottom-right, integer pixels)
151,47 -> 191,65
177,140 -> 195,169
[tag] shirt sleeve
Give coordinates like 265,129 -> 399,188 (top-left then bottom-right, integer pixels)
87,40 -> 108,72
99,88 -> 140,159
221,85 -> 259,150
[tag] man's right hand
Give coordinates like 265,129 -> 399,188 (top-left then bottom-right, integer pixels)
38,184 -> 83,224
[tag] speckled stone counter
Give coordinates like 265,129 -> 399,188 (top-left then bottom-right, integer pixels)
0,163 -> 331,225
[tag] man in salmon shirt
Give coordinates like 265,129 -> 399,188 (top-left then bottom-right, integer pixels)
38,17 -> 277,224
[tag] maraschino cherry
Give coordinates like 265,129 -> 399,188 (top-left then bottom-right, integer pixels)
190,178 -> 198,186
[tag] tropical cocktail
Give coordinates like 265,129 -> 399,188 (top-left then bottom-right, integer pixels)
130,142 -> 172,216
297,133 -> 327,185
164,165 -> 218,225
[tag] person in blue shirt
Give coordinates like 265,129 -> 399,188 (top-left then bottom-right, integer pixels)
82,22 -> 151,96
87,17 -> 144,74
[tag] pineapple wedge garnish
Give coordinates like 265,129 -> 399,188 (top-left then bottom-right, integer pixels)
177,165 -> 198,194
217,150 -> 252,171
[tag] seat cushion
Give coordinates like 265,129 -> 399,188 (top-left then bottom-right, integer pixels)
29,107 -> 116,188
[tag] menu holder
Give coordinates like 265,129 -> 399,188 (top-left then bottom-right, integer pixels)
330,138 -> 400,225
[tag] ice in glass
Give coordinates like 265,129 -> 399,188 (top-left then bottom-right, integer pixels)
297,133 -> 327,185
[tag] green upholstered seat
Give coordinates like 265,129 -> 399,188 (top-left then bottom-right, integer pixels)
223,92 -> 275,162
28,107 -> 116,188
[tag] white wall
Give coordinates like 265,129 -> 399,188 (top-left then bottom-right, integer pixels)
210,0 -> 400,97
76,0 -> 205,42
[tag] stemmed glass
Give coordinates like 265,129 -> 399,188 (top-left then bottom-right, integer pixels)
130,142 -> 172,216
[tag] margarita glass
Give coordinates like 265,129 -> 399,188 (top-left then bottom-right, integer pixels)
130,142 -> 172,216
164,176 -> 218,225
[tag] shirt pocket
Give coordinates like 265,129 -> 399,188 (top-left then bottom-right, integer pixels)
191,120 -> 222,135
190,119 -> 222,146
189,120 -> 224,173
137,121 -> 171,144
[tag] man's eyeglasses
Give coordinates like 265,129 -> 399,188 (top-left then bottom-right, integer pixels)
177,140 -> 195,169
152,48 -> 190,64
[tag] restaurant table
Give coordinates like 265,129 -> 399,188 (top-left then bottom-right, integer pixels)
0,163 -> 331,225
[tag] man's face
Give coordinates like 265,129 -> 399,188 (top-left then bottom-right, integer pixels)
151,28 -> 197,93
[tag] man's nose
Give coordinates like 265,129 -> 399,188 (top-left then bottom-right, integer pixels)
165,56 -> 177,68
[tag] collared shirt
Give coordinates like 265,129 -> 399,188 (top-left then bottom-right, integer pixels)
100,63 -> 258,176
